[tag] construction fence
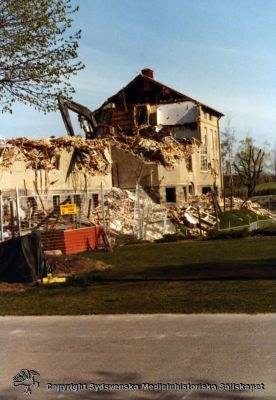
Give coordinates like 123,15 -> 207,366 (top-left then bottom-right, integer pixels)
218,218 -> 276,233
0,185 -> 172,250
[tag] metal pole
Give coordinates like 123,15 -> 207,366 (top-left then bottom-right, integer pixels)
136,183 -> 142,240
101,182 -> 106,232
16,187 -> 22,236
10,201 -> 15,238
0,191 -> 3,242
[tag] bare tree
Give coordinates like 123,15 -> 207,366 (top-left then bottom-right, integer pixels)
233,136 -> 265,200
221,117 -> 236,210
271,141 -> 276,180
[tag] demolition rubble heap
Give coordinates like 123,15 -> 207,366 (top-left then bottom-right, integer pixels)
109,128 -> 197,167
1,136 -> 111,175
2,130 -> 198,173
168,195 -> 276,236
225,197 -> 276,219
91,187 -> 175,240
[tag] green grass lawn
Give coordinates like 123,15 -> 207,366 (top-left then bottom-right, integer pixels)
256,182 -> 276,191
0,237 -> 276,315
218,209 -> 266,229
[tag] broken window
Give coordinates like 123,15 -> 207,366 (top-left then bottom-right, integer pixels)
200,146 -> 208,172
166,187 -> 176,203
134,105 -> 149,126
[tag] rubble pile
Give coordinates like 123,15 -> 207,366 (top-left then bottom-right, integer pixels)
109,130 -> 197,167
3,136 -> 111,175
168,195 -> 276,237
225,197 -> 275,219
47,255 -> 111,276
2,132 -> 197,174
100,187 -> 135,235
53,136 -> 111,175
91,187 -> 175,240
168,203 -> 217,236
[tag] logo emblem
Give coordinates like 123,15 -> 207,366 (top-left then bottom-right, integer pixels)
13,369 -> 40,395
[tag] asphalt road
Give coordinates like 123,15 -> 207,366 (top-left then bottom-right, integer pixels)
1,314 -> 275,399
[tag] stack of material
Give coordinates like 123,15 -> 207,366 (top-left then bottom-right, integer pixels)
2,136 -> 112,175
91,187 -> 175,240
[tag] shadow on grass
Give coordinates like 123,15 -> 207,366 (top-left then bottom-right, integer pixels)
82,259 -> 276,283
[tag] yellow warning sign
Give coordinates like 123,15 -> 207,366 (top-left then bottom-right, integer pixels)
60,203 -> 77,215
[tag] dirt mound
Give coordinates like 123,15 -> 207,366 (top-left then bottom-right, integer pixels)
47,255 -> 112,276
0,282 -> 28,292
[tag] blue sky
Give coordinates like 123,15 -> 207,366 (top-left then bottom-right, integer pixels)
1,0 -> 276,146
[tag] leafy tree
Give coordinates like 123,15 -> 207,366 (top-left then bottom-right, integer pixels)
0,0 -> 84,113
233,136 -> 265,199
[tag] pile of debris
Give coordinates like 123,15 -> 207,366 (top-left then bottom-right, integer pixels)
224,197 -> 275,219
1,136 -> 112,175
168,203 -> 217,236
91,187 -> 175,240
47,254 -> 111,276
1,128 -> 198,175
109,129 -> 197,168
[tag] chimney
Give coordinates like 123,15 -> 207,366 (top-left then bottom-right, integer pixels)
141,68 -> 154,79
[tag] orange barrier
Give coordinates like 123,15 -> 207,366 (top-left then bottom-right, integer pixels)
41,226 -> 110,255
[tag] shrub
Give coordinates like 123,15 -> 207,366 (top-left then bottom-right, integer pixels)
207,228 -> 249,240
250,226 -> 276,236
155,232 -> 189,243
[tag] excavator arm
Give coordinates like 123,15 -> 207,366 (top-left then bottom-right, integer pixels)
58,95 -> 98,139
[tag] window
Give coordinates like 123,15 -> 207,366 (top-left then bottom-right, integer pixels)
166,187 -> 176,203
92,193 -> 99,209
187,155 -> 193,172
28,196 -> 38,211
202,127 -> 207,146
200,146 -> 208,171
189,183 -> 195,195
134,105 -> 149,126
52,155 -> 60,170
202,186 -> 211,194
73,194 -> 81,207
53,195 -> 60,212
209,114 -> 213,121
183,187 -> 188,202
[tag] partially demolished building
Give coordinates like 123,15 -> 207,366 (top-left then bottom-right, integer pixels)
95,68 -> 224,205
0,68 -> 224,209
